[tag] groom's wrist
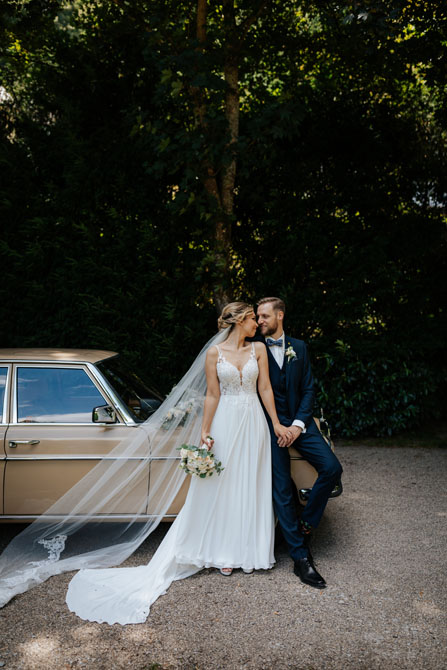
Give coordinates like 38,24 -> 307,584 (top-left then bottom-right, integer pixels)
292,419 -> 306,434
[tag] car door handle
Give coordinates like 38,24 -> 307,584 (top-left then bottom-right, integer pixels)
8,440 -> 40,448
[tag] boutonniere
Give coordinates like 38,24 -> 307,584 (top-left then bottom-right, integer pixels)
285,343 -> 297,363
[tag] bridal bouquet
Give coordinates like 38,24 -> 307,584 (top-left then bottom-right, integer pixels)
177,444 -> 224,478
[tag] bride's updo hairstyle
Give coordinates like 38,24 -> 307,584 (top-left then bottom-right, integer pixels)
218,302 -> 254,331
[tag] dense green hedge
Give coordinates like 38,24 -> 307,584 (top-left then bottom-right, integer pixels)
311,341 -> 440,437
0,1 -> 445,437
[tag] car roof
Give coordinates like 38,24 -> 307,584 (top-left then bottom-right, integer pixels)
0,349 -> 118,364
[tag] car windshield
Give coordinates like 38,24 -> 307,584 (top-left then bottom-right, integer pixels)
96,356 -> 163,422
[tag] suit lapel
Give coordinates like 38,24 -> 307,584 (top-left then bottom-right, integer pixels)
285,334 -> 292,391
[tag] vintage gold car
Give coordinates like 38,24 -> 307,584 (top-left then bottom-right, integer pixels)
0,349 -> 341,521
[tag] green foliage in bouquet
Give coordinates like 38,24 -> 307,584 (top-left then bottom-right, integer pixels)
177,444 -> 224,478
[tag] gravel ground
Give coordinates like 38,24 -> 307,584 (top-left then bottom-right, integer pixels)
0,445 -> 446,670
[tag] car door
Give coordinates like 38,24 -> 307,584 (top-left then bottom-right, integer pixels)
0,366 -> 11,514
4,363 -> 150,518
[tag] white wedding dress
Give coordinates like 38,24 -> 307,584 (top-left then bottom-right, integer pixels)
66,343 -> 275,624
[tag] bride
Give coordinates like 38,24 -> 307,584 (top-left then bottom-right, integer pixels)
66,302 -> 288,623
0,302 -> 289,625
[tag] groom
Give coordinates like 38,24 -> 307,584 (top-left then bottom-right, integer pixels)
256,297 -> 342,588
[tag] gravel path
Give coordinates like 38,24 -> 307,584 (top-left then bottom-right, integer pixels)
0,446 -> 446,670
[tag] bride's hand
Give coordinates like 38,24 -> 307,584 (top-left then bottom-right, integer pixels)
201,432 -> 214,450
274,423 -> 292,448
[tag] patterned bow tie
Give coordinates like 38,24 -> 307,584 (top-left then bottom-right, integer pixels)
266,338 -> 283,347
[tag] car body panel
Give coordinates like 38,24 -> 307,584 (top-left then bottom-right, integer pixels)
3,356 -> 153,517
0,451 -> 4,515
4,424 -> 146,515
0,349 -> 338,521
290,447 -> 318,489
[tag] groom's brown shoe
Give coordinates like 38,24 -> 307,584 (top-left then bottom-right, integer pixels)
293,556 -> 326,589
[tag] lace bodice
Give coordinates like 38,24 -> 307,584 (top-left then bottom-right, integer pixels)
216,343 -> 258,395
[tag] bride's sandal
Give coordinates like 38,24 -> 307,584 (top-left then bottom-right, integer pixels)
219,567 -> 233,576
242,568 -> 254,574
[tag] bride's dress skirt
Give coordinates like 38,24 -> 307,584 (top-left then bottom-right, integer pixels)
66,392 -> 275,624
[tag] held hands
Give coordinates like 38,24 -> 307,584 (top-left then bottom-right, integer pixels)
274,423 -> 290,447
274,423 -> 302,448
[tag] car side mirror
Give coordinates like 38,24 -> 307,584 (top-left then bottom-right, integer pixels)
92,404 -> 117,424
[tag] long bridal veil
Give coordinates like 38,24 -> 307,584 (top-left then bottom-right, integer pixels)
0,328 -> 230,608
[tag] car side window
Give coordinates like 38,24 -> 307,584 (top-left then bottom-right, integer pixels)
0,367 -> 7,423
17,367 -> 107,423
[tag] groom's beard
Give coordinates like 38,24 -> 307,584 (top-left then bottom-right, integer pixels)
258,324 -> 277,338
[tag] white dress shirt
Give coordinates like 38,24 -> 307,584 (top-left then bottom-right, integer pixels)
266,333 -> 306,434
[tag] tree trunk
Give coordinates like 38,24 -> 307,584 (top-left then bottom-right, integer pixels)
192,0 -> 266,311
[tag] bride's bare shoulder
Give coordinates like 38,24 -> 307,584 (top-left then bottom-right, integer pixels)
253,341 -> 266,356
206,345 -> 219,360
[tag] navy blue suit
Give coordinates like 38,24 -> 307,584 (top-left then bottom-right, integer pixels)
261,335 -> 342,561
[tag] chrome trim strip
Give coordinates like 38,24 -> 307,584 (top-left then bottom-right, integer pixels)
0,514 -> 177,520
0,358 -> 113,365
5,455 -> 180,461
6,422 -> 139,427
0,364 -> 11,425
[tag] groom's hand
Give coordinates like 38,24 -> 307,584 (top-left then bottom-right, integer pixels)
286,425 -> 302,446
274,423 -> 293,447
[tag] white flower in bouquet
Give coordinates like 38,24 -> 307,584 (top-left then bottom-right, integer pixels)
177,443 -> 224,478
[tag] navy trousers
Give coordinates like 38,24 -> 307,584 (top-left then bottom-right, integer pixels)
269,418 -> 343,561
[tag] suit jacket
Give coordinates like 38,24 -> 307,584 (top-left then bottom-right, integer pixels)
253,334 -> 315,429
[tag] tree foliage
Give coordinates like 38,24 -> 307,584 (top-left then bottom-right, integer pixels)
0,0 -> 445,435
